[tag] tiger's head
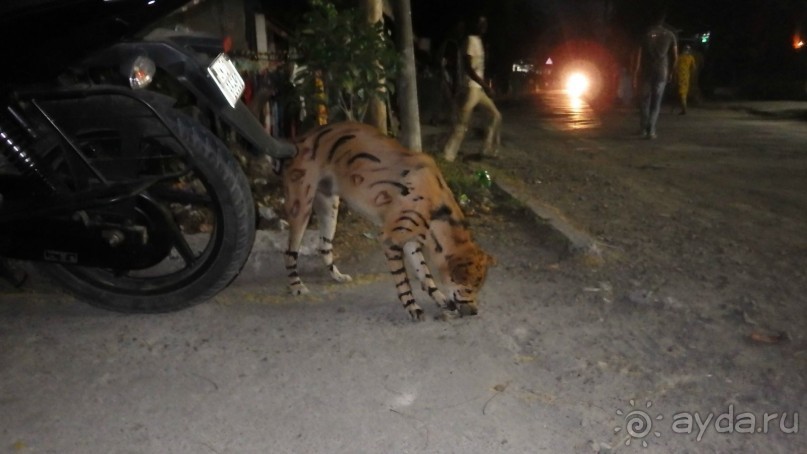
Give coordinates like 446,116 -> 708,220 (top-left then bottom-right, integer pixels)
445,245 -> 496,316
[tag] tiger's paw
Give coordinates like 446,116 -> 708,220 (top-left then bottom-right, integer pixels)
407,305 -> 425,322
330,271 -> 353,283
329,266 -> 352,283
432,293 -> 450,309
290,285 -> 310,296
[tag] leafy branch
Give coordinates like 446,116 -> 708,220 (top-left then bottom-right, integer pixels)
291,0 -> 399,123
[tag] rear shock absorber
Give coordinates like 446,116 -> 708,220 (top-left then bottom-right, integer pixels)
0,107 -> 57,195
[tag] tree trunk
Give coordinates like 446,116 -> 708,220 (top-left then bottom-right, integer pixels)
361,0 -> 388,135
392,0 -> 422,151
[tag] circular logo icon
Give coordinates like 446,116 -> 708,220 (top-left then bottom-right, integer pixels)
615,400 -> 663,448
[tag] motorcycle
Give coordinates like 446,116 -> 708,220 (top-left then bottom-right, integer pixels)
0,0 -> 296,312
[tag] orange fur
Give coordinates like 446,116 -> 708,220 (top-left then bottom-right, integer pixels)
282,122 -> 494,320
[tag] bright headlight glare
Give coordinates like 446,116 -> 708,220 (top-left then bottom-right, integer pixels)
129,56 -> 156,89
565,72 -> 589,98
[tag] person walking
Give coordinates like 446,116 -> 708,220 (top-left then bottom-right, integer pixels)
442,15 -> 502,162
633,13 -> 677,139
674,44 -> 696,114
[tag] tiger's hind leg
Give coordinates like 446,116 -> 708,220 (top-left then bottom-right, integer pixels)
283,169 -> 315,296
402,242 -> 451,310
284,221 -> 311,295
313,192 -> 352,283
384,242 -> 424,321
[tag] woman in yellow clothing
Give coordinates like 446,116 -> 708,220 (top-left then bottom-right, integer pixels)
675,45 -> 696,114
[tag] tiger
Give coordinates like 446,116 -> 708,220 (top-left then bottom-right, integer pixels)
280,121 -> 495,320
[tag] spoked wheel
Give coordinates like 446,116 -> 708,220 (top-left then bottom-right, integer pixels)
37,98 -> 255,312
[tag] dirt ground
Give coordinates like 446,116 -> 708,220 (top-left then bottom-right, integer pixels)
452,97 -> 807,451
269,96 -> 807,451
242,96 -> 807,378
273,97 -> 807,341
488,97 -> 807,340
2,96 -> 805,453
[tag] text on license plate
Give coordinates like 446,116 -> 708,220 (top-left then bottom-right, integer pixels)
207,53 -> 245,108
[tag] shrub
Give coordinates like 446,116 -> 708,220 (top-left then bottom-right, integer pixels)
291,0 -> 399,123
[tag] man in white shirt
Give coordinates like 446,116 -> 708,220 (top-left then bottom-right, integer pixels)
442,15 -> 502,162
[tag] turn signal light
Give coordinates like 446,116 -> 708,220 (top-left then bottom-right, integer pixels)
129,56 -> 156,89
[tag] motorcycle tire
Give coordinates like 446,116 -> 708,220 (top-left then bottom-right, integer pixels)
38,106 -> 255,313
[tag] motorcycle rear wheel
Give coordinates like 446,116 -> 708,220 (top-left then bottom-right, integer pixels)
38,106 -> 255,313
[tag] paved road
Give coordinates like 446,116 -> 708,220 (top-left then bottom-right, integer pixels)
2,94 -> 806,453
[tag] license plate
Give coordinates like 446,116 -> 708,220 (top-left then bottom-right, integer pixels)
207,53 -> 244,108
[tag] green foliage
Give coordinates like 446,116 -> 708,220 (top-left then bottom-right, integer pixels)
440,162 -> 492,205
291,0 -> 399,123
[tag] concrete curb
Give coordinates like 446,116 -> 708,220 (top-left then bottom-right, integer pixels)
423,125 -> 604,264
702,101 -> 807,121
485,168 -> 604,264
733,106 -> 807,120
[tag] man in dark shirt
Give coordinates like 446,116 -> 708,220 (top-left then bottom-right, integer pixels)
634,13 -> 678,139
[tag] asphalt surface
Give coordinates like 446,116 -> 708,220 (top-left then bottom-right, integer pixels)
488,98 -> 807,259
1,96 -> 805,454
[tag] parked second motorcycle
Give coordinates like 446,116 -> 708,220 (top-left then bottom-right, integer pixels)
0,0 -> 295,312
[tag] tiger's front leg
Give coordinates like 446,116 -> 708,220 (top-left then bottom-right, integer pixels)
383,242 -> 424,321
402,242 -> 451,310
313,192 -> 352,284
